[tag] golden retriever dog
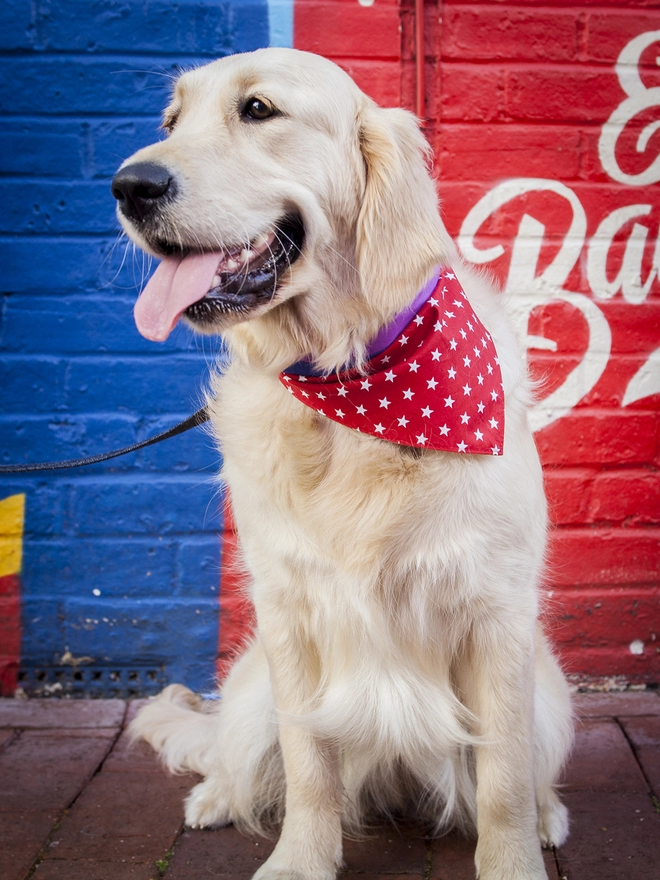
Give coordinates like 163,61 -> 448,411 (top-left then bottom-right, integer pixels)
112,48 -> 573,880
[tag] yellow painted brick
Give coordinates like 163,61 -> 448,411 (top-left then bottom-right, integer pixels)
0,494 -> 25,577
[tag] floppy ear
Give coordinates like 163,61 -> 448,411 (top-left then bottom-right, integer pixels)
356,103 -> 450,316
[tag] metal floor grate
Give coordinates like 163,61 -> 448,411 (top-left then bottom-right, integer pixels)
17,665 -> 167,698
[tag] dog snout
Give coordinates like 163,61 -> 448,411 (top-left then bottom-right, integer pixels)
111,161 -> 175,223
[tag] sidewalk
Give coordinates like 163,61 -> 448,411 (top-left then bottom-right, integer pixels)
1,692 -> 659,880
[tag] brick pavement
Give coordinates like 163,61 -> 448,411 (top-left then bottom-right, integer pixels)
1,693 -> 658,880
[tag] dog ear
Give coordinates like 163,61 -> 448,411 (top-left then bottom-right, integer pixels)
356,103 -> 449,316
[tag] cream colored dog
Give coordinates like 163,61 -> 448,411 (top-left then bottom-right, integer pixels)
112,48 -> 573,880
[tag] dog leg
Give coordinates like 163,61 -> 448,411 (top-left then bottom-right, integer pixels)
251,623 -> 342,880
252,725 -> 342,880
460,626 -> 549,880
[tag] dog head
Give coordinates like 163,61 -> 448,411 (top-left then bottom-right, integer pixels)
112,48 -> 450,368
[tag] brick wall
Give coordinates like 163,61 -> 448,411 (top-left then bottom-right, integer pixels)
2,1 -> 658,694
433,1 -> 660,683
0,0 -> 274,696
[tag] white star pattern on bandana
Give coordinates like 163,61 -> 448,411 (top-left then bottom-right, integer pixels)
281,268 -> 505,454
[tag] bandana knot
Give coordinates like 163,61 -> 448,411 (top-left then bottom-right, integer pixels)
280,268 -> 505,455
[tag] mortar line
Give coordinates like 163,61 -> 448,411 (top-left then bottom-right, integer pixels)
613,715 -> 658,809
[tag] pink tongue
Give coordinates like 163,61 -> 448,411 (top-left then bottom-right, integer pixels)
134,251 -> 223,341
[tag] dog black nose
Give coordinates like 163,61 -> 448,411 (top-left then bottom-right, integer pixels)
111,162 -> 174,222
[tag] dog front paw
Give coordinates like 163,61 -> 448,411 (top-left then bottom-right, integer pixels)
252,864 -> 334,880
251,851 -> 337,880
251,871 -> 310,880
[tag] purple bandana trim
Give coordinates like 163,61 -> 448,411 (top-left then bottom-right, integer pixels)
286,268 -> 441,378
365,268 -> 441,358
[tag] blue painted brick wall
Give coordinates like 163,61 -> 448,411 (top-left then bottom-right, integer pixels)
0,0 -> 274,695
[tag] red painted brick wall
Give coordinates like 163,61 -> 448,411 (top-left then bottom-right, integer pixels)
295,0 -> 404,105
433,1 -> 660,684
219,0 -> 660,686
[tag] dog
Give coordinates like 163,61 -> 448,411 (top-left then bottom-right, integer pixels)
111,48 -> 573,880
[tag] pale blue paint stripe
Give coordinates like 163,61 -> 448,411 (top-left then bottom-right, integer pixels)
267,0 -> 293,48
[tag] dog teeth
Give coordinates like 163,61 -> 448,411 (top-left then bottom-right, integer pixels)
252,232 -> 269,249
225,258 -> 239,272
212,274 -> 220,287
239,248 -> 253,263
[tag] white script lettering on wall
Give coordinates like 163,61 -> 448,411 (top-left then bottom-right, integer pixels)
458,30 -> 660,431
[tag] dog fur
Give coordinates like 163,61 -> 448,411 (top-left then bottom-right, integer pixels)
117,48 -> 573,880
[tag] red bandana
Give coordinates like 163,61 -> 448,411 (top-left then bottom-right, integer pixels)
280,268 -> 505,454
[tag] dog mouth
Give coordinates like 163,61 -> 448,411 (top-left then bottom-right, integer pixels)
184,215 -> 304,327
134,214 -> 305,341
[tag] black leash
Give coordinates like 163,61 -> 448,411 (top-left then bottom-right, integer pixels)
0,406 -> 210,474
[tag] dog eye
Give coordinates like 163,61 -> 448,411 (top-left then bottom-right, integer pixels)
242,98 -> 276,121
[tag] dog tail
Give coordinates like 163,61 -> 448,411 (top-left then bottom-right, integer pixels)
128,683 -> 220,776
